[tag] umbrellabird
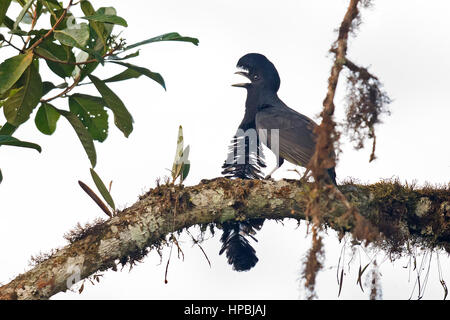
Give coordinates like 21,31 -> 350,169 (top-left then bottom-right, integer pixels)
220,53 -> 337,272
230,53 -> 337,183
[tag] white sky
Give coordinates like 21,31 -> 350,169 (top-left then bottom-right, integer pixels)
0,0 -> 449,299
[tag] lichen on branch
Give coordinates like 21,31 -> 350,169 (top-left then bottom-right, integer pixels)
0,178 -> 448,300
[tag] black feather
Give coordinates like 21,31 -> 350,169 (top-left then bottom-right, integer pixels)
220,126 -> 266,271
219,219 -> 264,272
221,132 -> 266,179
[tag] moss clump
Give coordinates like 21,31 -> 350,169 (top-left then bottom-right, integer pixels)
64,218 -> 106,244
341,179 -> 450,255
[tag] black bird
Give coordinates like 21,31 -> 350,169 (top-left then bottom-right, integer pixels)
219,55 -> 269,272
219,53 -> 337,271
231,53 -> 337,184
219,53 -> 337,272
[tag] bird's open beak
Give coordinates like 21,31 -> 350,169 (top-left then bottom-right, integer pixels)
232,71 -> 251,88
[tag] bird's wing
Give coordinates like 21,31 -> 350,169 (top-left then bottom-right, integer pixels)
256,105 -> 317,167
222,123 -> 266,179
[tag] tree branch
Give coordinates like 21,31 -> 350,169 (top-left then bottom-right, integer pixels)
311,0 -> 361,179
330,48 -> 379,81
0,178 -> 448,300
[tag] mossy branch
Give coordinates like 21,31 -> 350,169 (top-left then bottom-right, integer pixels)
0,178 -> 449,300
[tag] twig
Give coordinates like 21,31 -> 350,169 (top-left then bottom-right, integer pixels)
171,234 -> 185,261
1,38 -> 25,53
29,0 -> 74,51
22,3 -> 39,51
40,74 -> 81,103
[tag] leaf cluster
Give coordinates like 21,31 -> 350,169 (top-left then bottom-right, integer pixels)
0,0 -> 198,183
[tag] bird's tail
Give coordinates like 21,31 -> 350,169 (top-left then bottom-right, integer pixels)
222,134 -> 266,179
219,219 -> 264,272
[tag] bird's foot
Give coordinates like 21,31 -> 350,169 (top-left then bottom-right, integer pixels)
264,175 -> 275,181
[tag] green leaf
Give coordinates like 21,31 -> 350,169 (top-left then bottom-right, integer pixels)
69,94 -> 108,142
28,29 -> 50,36
107,50 -> 140,61
54,107 -> 97,167
42,81 -> 56,95
90,168 -> 115,210
79,60 -> 99,81
34,46 -> 58,59
124,32 -> 199,51
0,122 -> 17,135
102,68 -> 141,83
181,163 -> 190,182
95,7 -> 116,38
13,0 -> 34,30
35,102 -> 60,135
2,15 -> 15,30
81,13 -> 128,27
80,1 -> 106,51
35,0 -> 43,20
108,61 -> 166,90
54,23 -> 90,47
0,135 -> 41,152
7,29 -> 28,36
0,78 -> 18,100
35,41 -> 75,78
88,75 -> 133,138
0,0 -> 11,26
82,46 -> 104,64
41,1 -> 61,25
9,28 -> 49,36
49,8 -> 73,30
3,63 -> 42,126
42,0 -> 62,11
42,81 -> 67,96
54,23 -> 104,64
181,145 -> 190,182
16,0 -> 29,7
0,51 -> 33,95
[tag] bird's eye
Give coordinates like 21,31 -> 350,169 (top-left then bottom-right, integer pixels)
253,74 -> 260,80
